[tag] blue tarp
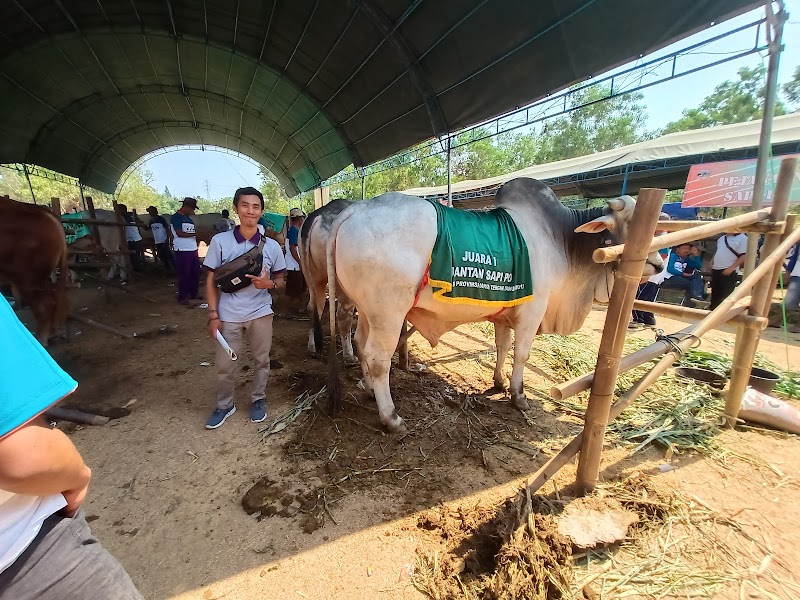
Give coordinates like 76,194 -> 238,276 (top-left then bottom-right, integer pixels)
661,202 -> 698,220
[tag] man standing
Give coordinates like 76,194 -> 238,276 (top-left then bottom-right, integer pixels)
285,208 -> 307,318
0,296 -> 142,599
170,198 -> 200,305
202,187 -> 286,429
710,232 -> 747,310
146,206 -> 174,273
117,204 -> 145,272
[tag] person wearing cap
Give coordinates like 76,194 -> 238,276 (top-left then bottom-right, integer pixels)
285,207 -> 307,317
146,205 -> 174,273
0,296 -> 142,599
170,197 -> 201,305
202,187 -> 287,429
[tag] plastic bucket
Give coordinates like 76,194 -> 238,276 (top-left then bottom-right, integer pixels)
674,367 -> 727,389
748,367 -> 781,395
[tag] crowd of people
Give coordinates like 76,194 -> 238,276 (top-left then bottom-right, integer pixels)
631,228 -> 799,331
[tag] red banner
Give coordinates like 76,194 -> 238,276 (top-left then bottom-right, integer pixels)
682,155 -> 800,208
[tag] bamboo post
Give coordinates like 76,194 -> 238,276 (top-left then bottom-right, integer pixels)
593,209 -> 773,264
529,228 -> 800,494
655,220 -> 785,234
576,188 -> 665,494
761,213 -> 797,316
630,300 -> 765,329
725,157 -> 796,427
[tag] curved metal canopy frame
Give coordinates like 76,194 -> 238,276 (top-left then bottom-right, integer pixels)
0,0 -> 759,196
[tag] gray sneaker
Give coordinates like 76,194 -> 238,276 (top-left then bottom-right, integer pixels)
250,399 -> 267,423
206,405 -> 236,429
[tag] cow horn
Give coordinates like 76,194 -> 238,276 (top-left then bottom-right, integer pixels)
607,197 -> 626,211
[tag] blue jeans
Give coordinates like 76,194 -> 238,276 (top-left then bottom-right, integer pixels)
661,272 -> 704,304
632,282 -> 659,325
785,276 -> 800,310
0,511 -> 142,600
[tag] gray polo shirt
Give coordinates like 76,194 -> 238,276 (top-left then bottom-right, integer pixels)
203,226 -> 286,323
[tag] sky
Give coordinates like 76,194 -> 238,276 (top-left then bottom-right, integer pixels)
143,1 -> 800,199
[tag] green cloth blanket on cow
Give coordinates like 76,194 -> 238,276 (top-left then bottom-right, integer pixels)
427,200 -> 533,308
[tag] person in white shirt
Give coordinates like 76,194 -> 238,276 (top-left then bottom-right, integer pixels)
146,205 -> 174,272
117,203 -> 145,272
284,208 -> 307,317
0,296 -> 142,599
170,197 -> 200,304
710,233 -> 747,310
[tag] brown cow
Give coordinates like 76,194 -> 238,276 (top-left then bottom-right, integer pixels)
0,197 -> 69,345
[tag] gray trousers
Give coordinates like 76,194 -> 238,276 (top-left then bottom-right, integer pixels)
0,511 -> 142,600
216,315 -> 273,409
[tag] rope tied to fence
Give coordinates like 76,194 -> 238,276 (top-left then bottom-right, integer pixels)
653,329 -> 701,357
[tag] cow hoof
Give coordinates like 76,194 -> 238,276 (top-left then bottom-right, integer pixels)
511,394 -> 529,411
489,380 -> 507,393
344,356 -> 360,366
386,418 -> 407,434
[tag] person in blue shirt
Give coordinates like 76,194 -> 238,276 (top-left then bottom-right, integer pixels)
170,198 -> 200,304
0,296 -> 142,599
660,242 -> 704,306
284,208 -> 307,317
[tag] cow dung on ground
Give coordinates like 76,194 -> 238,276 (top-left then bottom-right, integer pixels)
414,489 -> 572,600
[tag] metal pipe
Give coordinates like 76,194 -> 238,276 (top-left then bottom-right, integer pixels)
23,164 -> 37,204
743,1 -> 786,276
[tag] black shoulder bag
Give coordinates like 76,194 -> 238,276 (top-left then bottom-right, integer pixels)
213,235 -> 266,293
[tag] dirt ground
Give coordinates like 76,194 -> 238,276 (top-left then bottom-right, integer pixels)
22,269 -> 800,600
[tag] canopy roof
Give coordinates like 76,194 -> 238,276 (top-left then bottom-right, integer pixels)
0,0 -> 757,195
404,114 -> 800,205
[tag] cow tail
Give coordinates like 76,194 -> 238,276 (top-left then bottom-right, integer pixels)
325,208 -> 353,415
300,223 -> 324,357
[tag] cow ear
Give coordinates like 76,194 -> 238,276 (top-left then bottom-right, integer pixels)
575,215 -> 615,234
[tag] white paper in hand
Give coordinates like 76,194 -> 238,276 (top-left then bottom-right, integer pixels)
215,330 -> 237,361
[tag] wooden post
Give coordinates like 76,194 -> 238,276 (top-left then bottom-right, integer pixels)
85,196 -> 102,250
68,313 -> 134,339
50,197 -> 61,217
725,158 -> 796,427
528,226 -> 800,496
576,188 -> 665,494
111,198 -> 134,279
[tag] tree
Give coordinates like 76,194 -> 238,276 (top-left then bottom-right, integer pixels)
784,64 -> 800,108
535,85 -> 649,162
663,66 -> 787,134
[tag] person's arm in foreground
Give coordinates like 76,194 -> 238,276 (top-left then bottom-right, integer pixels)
206,270 -> 222,338
0,418 -> 91,517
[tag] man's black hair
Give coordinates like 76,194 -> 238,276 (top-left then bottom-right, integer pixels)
233,187 -> 264,210
221,209 -> 229,218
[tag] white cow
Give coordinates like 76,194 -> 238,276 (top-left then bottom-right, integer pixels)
326,178 -> 665,432
299,199 -> 358,364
